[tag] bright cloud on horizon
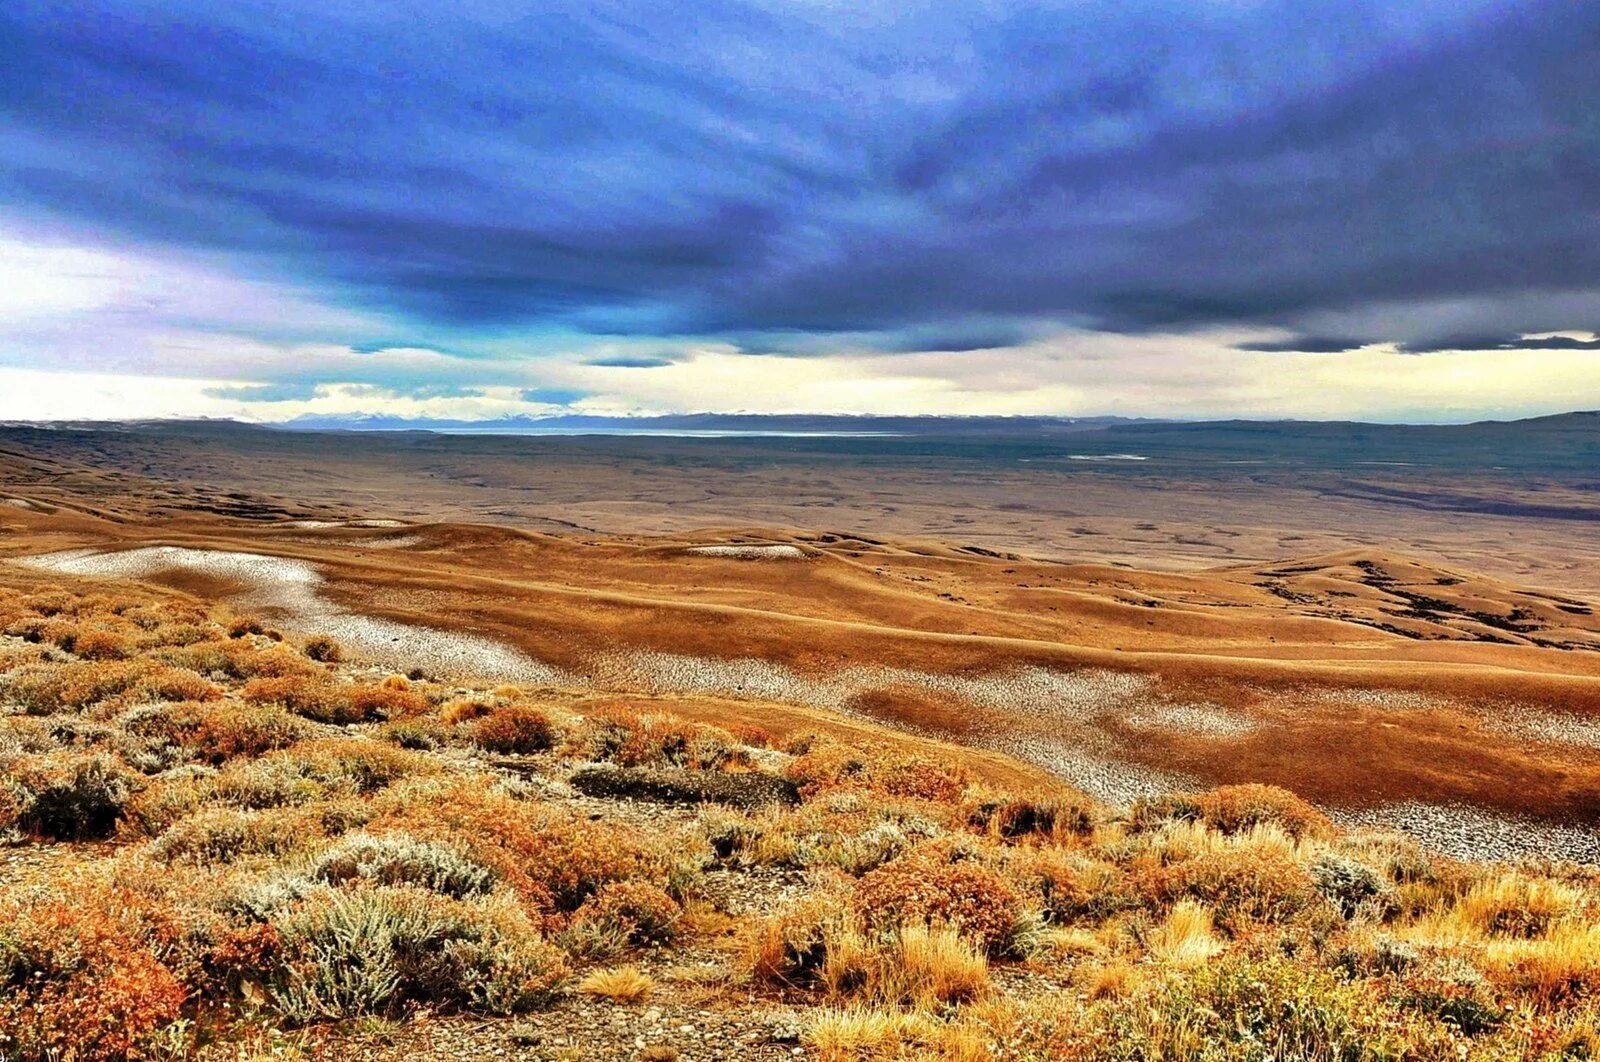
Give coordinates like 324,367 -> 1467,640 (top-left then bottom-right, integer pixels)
2,1 -> 1598,423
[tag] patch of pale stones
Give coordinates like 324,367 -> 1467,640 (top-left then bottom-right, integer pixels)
1333,802 -> 1600,865
20,547 -> 560,685
686,544 -> 807,560
1123,703 -> 1258,738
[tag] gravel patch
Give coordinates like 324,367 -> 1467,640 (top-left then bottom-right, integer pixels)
1484,707 -> 1600,751
1309,687 -> 1435,711
1123,703 -> 1258,738
21,546 -> 561,684
1333,802 -> 1600,865
994,734 -> 1198,806
686,544 -> 807,560
358,534 -> 425,549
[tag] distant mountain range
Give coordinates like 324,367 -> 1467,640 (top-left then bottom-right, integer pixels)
274,412 -> 1156,435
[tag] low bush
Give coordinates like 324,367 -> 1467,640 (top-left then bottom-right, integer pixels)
853,840 -> 1025,957
473,704 -> 557,754
312,832 -> 497,898
570,881 -> 682,947
268,887 -> 567,1022
4,752 -> 136,840
1144,848 -> 1327,934
0,888 -> 186,1062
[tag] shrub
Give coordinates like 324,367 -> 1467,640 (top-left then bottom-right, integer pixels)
268,887 -> 567,1022
473,705 -> 557,754
312,832 -> 496,898
1193,784 -> 1334,840
570,881 -> 682,948
149,806 -> 317,865
1145,848 -> 1326,934
5,752 -> 136,840
0,889 -> 186,1062
302,634 -> 342,663
853,841 -> 1024,957
1311,853 -> 1393,919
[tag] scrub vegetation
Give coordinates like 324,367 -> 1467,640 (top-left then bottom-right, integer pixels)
3,577 -> 1600,1060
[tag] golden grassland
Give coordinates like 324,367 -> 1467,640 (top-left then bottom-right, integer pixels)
3,577 -> 1600,1060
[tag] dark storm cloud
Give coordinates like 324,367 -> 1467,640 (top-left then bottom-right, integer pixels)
585,355 -> 677,369
1397,334 -> 1600,353
2,0 -> 1598,352
1235,337 -> 1371,354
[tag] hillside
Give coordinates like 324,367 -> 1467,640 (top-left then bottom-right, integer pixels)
5,573 -> 1600,1060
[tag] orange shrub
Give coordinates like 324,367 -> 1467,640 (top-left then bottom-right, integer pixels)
1144,848 -> 1325,933
346,683 -> 430,720
571,881 -> 683,946
73,628 -> 135,661
853,841 -> 1023,956
0,890 -> 185,1061
877,757 -> 970,803
473,705 -> 557,754
1193,784 -> 1334,841
242,676 -> 387,724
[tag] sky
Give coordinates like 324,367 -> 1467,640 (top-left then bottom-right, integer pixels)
1,0 -> 1598,423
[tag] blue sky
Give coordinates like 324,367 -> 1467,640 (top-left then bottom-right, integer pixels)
2,0 -> 1598,421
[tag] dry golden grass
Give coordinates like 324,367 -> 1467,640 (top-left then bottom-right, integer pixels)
1145,898 -> 1225,968
577,965 -> 655,1004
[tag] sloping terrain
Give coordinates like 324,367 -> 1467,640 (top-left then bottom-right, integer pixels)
4,446 -> 1600,852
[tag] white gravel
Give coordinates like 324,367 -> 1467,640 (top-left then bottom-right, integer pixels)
686,544 -> 807,560
1124,703 -> 1258,738
994,734 -> 1198,806
1484,706 -> 1600,751
20,546 -> 560,684
1333,802 -> 1600,865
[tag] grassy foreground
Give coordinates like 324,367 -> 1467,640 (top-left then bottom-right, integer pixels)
2,575 -> 1600,1060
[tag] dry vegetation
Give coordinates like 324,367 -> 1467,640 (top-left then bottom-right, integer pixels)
4,578 -> 1600,1061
